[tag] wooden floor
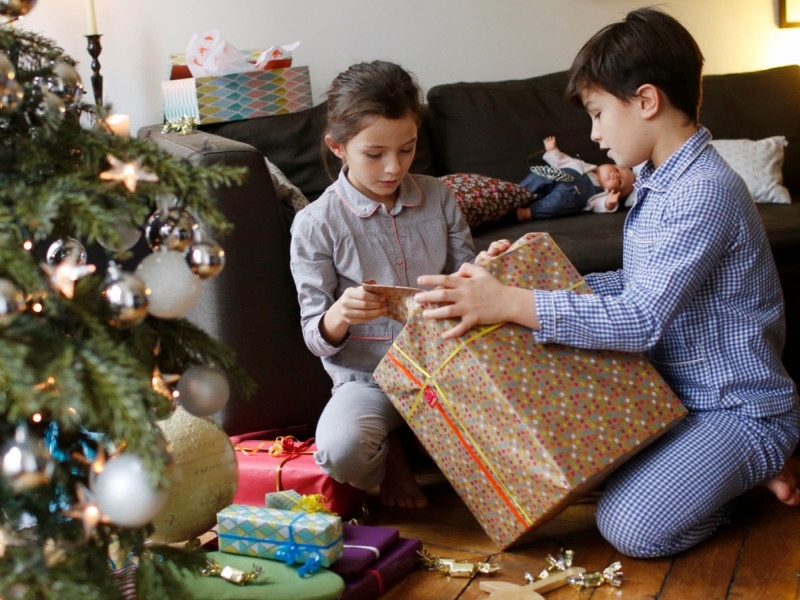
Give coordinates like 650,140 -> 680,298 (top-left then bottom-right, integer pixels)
365,455 -> 800,600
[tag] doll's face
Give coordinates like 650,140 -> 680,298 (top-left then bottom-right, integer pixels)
597,163 -> 635,196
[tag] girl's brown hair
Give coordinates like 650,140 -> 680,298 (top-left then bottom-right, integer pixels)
322,60 -> 424,176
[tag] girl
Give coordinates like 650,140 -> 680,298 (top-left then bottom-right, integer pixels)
289,61 -> 475,508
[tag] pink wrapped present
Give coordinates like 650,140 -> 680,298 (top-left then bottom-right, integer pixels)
373,232 -> 687,548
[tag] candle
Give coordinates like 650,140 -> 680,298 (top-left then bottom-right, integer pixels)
105,114 -> 130,137
86,0 -> 98,35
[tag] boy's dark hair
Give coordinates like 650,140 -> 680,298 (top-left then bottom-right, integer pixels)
322,60 -> 423,175
565,7 -> 705,123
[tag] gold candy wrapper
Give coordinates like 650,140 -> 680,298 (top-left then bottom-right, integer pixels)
567,560 -> 623,588
202,558 -> 263,585
419,550 -> 501,578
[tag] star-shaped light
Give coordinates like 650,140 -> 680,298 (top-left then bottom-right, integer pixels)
65,483 -> 109,539
99,154 -> 159,193
40,260 -> 96,299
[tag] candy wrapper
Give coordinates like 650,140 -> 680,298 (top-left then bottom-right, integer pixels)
373,232 -> 687,548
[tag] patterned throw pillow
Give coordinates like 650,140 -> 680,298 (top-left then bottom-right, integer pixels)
709,136 -> 790,204
440,173 -> 535,229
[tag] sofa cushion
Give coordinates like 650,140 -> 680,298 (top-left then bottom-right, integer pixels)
710,136 -> 791,204
202,103 -> 436,201
701,65 -> 800,195
440,173 -> 535,229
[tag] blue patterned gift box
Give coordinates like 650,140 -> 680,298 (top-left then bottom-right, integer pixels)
217,504 -> 344,576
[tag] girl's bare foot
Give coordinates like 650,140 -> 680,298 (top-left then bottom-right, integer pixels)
517,207 -> 532,222
380,433 -> 428,509
766,465 -> 800,506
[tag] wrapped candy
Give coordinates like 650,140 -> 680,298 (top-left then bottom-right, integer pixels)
202,558 -> 262,585
567,560 -> 624,588
418,549 -> 501,578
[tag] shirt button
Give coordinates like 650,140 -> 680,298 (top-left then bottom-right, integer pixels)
396,258 -> 403,265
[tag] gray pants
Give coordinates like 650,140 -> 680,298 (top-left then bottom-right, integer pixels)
314,379 -> 405,490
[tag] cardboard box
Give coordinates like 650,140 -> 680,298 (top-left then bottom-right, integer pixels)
373,232 -> 687,549
161,65 -> 312,125
217,504 -> 344,569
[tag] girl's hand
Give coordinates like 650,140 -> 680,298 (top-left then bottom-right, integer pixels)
475,239 -> 511,266
321,287 -> 387,345
415,262 -> 538,339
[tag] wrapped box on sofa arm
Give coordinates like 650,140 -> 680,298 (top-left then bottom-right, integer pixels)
139,64 -> 800,436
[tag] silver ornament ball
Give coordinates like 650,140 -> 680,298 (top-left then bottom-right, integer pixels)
0,0 -> 37,18
1,425 -> 55,493
0,77 -> 22,114
47,61 -> 84,108
144,208 -> 197,252
46,237 -> 87,266
92,454 -> 166,528
0,278 -> 26,326
102,269 -> 149,327
186,239 -> 226,279
176,366 -> 231,417
33,89 -> 66,123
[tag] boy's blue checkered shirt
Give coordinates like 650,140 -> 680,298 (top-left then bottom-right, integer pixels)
533,127 -> 798,417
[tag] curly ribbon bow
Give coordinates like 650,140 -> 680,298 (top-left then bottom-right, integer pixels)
234,436 -> 315,491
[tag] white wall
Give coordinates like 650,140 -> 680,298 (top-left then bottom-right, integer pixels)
18,0 -> 800,133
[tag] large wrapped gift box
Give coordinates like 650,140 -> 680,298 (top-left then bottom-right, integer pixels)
217,504 -> 344,569
230,434 -> 364,519
373,232 -> 687,549
161,65 -> 312,125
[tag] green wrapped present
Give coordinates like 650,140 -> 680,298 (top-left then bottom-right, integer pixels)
179,551 -> 345,600
217,504 -> 343,575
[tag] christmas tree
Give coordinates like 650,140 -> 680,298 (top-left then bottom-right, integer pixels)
1,7 -> 251,599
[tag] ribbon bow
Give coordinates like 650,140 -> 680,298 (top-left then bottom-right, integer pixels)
269,436 -> 315,456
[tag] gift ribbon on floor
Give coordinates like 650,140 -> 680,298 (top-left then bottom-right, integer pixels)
386,322 -> 535,529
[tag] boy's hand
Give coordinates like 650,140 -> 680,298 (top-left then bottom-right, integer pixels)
605,191 -> 620,211
475,239 -> 511,266
543,136 -> 557,152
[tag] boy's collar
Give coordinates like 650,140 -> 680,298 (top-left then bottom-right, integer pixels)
635,126 -> 711,192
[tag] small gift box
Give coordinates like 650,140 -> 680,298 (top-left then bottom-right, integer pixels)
329,524 -> 400,582
374,232 -> 687,549
231,434 -> 364,519
217,504 -> 344,575
339,537 -> 422,600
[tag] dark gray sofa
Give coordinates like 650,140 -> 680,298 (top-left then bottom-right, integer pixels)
141,65 -> 800,436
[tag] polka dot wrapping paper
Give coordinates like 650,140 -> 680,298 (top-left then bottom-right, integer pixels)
373,232 -> 687,549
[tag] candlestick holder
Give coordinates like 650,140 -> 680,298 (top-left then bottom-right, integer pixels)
85,34 -> 103,106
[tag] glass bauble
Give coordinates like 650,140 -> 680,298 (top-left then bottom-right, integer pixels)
0,0 -> 38,18
176,365 -> 230,417
135,251 -> 202,319
144,207 -> 197,252
92,454 -> 166,528
1,425 -> 55,493
102,265 -> 149,327
46,237 -> 87,266
186,239 -> 226,279
47,61 -> 84,108
0,278 -> 26,326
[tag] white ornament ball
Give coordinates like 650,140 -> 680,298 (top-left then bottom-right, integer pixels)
135,251 -> 202,319
98,223 -> 141,252
176,366 -> 230,417
149,407 -> 238,543
93,454 -> 166,528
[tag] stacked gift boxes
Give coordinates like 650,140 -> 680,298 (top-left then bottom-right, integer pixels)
374,232 -> 687,549
230,434 -> 364,520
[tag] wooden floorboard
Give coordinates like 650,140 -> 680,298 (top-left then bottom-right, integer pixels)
365,456 -> 800,599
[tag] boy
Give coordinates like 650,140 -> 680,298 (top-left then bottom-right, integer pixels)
414,8 -> 799,557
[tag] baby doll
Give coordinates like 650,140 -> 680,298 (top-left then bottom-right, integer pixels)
516,136 -> 636,221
